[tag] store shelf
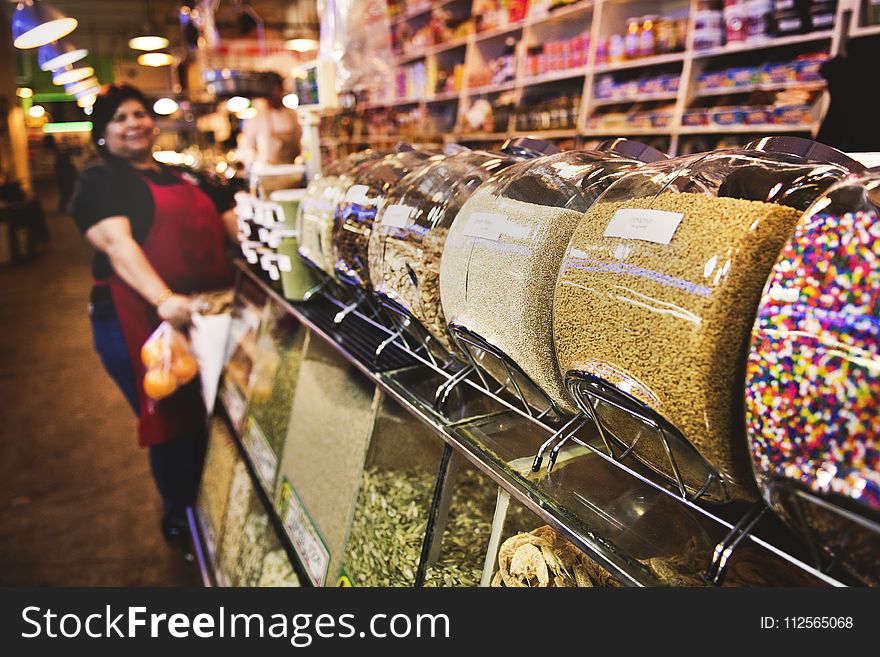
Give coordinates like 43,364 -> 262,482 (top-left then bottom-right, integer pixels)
591,91 -> 679,107
464,80 -> 517,95
520,66 -> 589,87
583,126 -> 672,136
360,97 -> 423,110
430,35 -> 471,55
525,1 -> 593,26
427,89 -> 462,102
678,123 -> 815,135
390,0 -> 458,25
456,131 -> 510,141
692,30 -> 835,59
233,261 -> 850,588
593,52 -> 685,74
693,81 -> 827,98
508,128 -> 578,139
851,23 -> 880,39
472,19 -> 526,44
396,49 -> 430,65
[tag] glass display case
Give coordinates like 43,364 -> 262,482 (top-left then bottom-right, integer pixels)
439,140 -> 667,419
553,136 -> 860,503
746,169 -> 880,585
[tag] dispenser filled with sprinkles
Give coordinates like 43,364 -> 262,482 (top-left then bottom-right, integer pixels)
745,169 -> 880,584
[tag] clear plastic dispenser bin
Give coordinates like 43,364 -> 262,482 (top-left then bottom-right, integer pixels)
332,147 -> 434,291
368,149 -> 519,363
297,151 -> 384,277
746,170 -> 880,584
552,136 -> 860,503
439,139 -> 666,420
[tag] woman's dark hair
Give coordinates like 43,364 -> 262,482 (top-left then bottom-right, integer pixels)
90,83 -> 152,153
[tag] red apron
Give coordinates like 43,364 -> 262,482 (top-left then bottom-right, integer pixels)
103,170 -> 234,447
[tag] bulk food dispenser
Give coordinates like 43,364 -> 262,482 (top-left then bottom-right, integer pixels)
439,139 -> 666,420
551,137 -> 860,503
746,169 -> 880,583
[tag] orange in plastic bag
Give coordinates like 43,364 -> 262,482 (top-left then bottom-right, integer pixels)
141,321 -> 199,400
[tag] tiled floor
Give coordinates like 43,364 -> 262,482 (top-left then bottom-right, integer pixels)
0,194 -> 199,586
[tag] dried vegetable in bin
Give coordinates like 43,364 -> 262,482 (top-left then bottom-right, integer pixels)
332,148 -> 434,290
553,137 -> 859,503
297,150 -> 385,276
745,171 -> 880,583
340,394 -> 445,587
439,140 -> 666,416
368,149 -> 518,358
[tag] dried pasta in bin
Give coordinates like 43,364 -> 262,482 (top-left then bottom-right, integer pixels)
553,137 -> 859,503
746,171 -> 880,584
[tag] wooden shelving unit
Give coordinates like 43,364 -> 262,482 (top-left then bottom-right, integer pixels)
322,0 -> 864,157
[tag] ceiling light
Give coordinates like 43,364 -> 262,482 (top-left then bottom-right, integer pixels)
129,35 -> 170,51
282,93 -> 299,109
17,87 -> 34,98
235,107 -> 258,119
65,78 -> 100,96
225,96 -> 250,113
137,52 -> 173,67
52,66 -> 94,86
82,104 -> 93,115
28,105 -> 46,118
37,39 -> 88,71
77,95 -> 96,108
13,1 -> 78,49
284,38 -> 318,52
153,98 -> 179,115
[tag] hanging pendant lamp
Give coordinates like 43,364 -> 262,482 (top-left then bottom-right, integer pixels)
12,1 -> 78,49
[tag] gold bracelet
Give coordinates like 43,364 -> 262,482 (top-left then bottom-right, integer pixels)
154,288 -> 174,308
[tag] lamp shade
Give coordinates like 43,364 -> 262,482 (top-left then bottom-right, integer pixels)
12,1 -> 78,49
52,66 -> 94,86
37,39 -> 88,71
65,78 -> 100,96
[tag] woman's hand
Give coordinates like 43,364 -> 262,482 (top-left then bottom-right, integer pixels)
157,293 -> 193,328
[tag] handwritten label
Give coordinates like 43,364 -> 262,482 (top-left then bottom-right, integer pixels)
220,383 -> 246,430
604,208 -> 684,245
380,204 -> 415,228
278,478 -> 330,587
343,184 -> 370,205
243,418 -> 277,492
463,211 -> 508,241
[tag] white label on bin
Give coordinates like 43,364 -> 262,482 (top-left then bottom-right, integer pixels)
604,208 -> 684,245
221,383 -> 246,430
244,418 -> 277,492
463,212 -> 507,241
277,254 -> 292,272
380,204 -> 415,228
343,184 -> 370,205
279,478 -> 330,587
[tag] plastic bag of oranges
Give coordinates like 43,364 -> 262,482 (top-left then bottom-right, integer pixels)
141,321 -> 199,401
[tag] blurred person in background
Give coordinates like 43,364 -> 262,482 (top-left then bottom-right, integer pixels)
237,72 -> 302,167
68,83 -> 239,546
43,134 -> 78,213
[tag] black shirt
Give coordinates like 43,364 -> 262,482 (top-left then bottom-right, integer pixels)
69,158 -> 238,280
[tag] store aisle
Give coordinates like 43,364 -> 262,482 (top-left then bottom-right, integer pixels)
0,201 -> 199,586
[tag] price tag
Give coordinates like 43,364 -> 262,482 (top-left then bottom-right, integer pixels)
604,208 -> 684,245
221,383 -> 246,430
278,478 -> 330,587
243,418 -> 277,492
380,204 -> 415,228
462,211 -> 507,241
343,184 -> 370,205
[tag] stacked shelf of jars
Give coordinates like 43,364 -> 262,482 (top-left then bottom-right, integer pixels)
317,0 -> 849,161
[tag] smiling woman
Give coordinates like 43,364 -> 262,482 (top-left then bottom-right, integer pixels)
67,83 -> 241,546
